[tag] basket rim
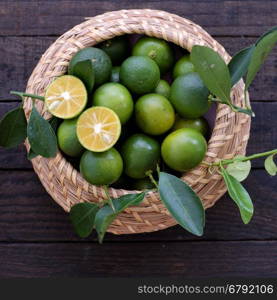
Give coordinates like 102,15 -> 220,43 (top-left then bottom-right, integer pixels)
23,9 -> 251,235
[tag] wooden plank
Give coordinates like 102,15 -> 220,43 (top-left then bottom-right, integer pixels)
0,144 -> 30,169
0,36 -> 276,102
0,37 -> 55,101
0,241 -> 276,277
1,101 -> 276,170
0,169 -> 276,242
246,102 -> 277,165
0,1 -> 276,37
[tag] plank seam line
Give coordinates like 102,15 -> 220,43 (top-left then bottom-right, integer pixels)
0,239 -> 276,244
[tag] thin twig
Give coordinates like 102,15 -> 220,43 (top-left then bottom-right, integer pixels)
10,91 -> 45,101
103,185 -> 115,212
146,171 -> 159,189
207,149 -> 277,167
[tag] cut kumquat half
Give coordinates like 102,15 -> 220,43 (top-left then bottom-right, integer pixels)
77,107 -> 121,152
45,75 -> 87,119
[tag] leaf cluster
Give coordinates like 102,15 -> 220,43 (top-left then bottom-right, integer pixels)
191,27 -> 277,116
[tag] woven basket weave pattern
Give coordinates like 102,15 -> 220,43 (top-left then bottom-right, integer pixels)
23,9 -> 251,234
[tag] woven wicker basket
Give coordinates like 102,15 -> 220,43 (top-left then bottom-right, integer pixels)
23,9 -> 251,235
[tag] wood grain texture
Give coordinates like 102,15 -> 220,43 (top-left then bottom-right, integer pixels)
0,37 -> 55,101
0,241 -> 276,278
1,102 -> 276,169
0,169 -> 276,242
0,1 -> 276,36
0,0 -> 276,279
0,36 -> 276,101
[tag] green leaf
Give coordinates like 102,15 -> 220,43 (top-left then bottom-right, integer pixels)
226,156 -> 251,182
228,46 -> 255,86
27,106 -> 58,158
49,116 -> 59,132
264,154 -> 277,176
221,166 -> 254,224
95,192 -> 145,243
191,45 -> 232,104
255,26 -> 277,45
245,27 -> 277,90
69,202 -> 99,238
158,172 -> 205,236
27,148 -> 38,160
69,59 -> 95,92
0,107 -> 27,148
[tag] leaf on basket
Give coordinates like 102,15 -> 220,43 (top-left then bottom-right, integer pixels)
0,107 -> 27,148
95,192 -> 146,243
27,147 -> 38,160
191,45 -> 232,105
158,172 -> 205,236
27,106 -> 58,158
245,27 -> 277,91
49,116 -> 60,132
221,166 -> 254,224
69,59 -> 95,93
70,202 -> 99,238
226,156 -> 251,182
264,154 -> 277,176
228,45 -> 255,87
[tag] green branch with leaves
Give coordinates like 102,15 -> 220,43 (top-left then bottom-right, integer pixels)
207,149 -> 277,224
191,26 -> 277,117
0,93 -> 58,159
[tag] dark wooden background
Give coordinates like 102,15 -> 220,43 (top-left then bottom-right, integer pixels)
0,0 -> 276,278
